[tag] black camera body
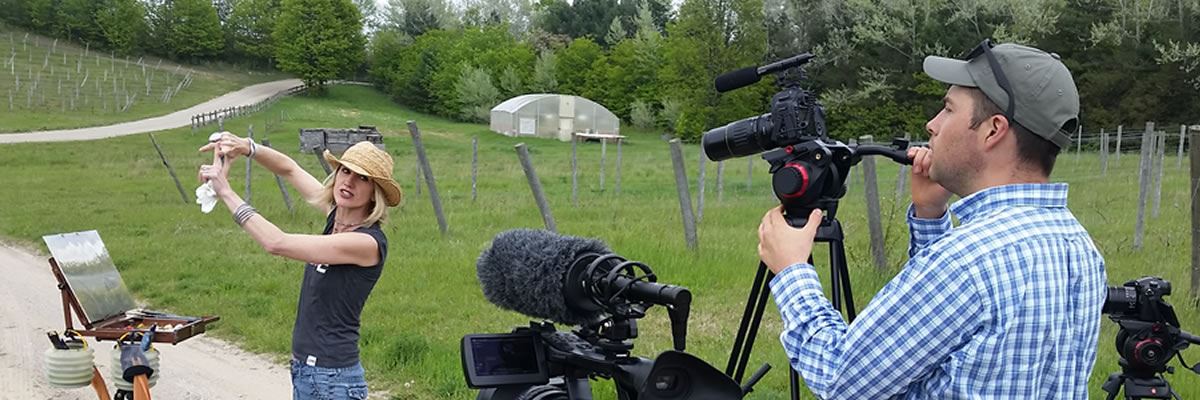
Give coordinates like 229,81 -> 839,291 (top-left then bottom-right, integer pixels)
464,243 -> 746,400
702,53 -> 910,228
462,322 -> 742,400
1101,277 -> 1200,399
702,53 -> 827,164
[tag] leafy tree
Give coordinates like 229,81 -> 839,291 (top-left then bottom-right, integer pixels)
163,0 -> 225,59
227,0 -> 281,64
556,38 -> 604,95
95,0 -> 148,55
1156,40 -> 1200,90
24,0 -> 58,33
275,0 -> 366,90
660,0 -> 769,140
55,0 -> 102,44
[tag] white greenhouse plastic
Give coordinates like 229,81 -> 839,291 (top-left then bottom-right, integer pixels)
490,94 -> 621,142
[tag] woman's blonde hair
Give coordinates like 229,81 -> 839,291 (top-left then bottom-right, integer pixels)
308,169 -> 390,226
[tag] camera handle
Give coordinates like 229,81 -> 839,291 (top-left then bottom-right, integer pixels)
726,218 -> 855,400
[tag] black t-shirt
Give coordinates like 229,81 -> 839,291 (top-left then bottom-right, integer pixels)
291,209 -> 387,368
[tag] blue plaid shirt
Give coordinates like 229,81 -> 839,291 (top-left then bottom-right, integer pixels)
770,183 -> 1106,399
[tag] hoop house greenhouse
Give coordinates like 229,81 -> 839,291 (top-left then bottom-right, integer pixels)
489,94 -> 621,142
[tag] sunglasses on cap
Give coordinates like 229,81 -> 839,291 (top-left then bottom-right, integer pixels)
961,39 -> 1016,124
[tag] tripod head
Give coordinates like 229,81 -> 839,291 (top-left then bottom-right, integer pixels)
1101,277 -> 1200,399
763,139 -> 912,227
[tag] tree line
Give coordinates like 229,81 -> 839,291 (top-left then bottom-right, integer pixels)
2,0 -> 1196,142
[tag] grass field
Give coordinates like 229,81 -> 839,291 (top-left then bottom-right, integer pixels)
0,25 -> 287,132
0,85 -> 1196,399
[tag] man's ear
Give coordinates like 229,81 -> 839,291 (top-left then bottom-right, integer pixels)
983,115 -> 1011,150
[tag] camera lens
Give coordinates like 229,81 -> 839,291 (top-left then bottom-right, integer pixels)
1102,286 -> 1137,315
702,114 -> 772,162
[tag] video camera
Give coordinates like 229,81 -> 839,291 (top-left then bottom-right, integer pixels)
702,53 -> 910,227
1101,276 -> 1200,399
461,229 -> 751,400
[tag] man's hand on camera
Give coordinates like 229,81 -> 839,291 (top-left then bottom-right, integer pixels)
907,147 -> 951,218
758,206 -> 822,274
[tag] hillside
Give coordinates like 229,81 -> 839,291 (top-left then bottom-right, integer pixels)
0,25 -> 287,132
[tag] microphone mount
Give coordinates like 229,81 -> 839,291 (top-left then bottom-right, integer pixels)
564,253 -> 692,352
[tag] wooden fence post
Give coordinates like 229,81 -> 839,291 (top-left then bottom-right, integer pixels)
414,158 -> 422,196
1134,122 -> 1155,250
260,139 -> 294,213
1154,130 -> 1166,217
407,121 -> 448,235
471,136 -> 478,202
1100,129 -> 1109,176
1189,127 -> 1198,302
669,139 -> 698,250
515,143 -> 557,232
314,146 -> 332,175
859,135 -> 887,270
149,133 -> 189,204
697,143 -> 707,223
1116,125 -> 1123,165
1179,124 -> 1187,170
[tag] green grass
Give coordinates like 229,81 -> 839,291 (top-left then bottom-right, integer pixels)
0,85 -> 1196,399
0,25 -> 288,132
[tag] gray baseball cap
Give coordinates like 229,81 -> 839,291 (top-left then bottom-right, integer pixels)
923,41 -> 1079,149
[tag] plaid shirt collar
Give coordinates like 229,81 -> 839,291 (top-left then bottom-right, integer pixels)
950,183 -> 1069,225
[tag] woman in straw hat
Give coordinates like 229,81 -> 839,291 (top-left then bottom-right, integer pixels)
199,133 -> 401,400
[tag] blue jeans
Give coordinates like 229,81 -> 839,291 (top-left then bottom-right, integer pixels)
290,359 -> 369,400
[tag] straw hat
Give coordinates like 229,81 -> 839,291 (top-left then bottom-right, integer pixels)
323,142 -> 403,207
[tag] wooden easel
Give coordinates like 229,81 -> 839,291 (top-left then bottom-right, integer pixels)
48,257 -> 220,400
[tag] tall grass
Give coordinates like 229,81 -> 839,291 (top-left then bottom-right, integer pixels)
0,85 -> 1195,399
0,25 -> 287,132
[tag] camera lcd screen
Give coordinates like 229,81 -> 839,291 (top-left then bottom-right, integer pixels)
461,333 -> 549,388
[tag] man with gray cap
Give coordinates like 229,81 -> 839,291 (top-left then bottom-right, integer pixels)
756,40 -> 1107,399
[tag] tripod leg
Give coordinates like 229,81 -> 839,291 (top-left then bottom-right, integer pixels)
133,375 -> 151,400
90,366 -> 110,400
728,262 -> 770,379
831,240 -> 857,321
735,267 -> 774,383
790,368 -> 802,400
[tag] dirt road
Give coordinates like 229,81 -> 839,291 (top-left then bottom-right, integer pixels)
0,244 -> 293,399
0,79 -> 304,144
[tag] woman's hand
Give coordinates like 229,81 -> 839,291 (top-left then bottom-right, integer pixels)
198,131 -> 252,160
198,153 -> 235,197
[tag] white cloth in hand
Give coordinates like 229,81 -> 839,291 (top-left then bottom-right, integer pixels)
196,182 -> 218,213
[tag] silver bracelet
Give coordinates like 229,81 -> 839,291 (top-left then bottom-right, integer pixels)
246,138 -> 258,158
233,203 -> 258,226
